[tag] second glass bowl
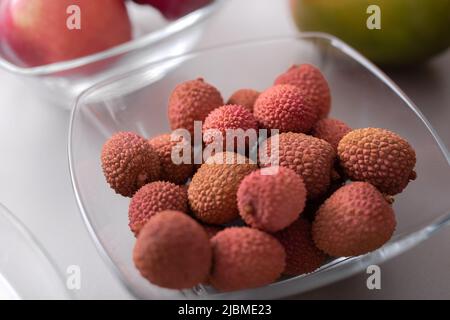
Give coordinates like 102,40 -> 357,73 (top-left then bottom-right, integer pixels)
0,203 -> 71,299
69,33 -> 450,299
0,0 -> 224,107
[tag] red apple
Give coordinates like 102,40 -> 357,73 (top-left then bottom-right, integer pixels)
132,0 -> 211,20
0,0 -> 132,67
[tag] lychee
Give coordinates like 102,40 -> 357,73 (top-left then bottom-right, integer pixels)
209,227 -> 285,292
274,64 -> 331,119
227,89 -> 260,113
203,104 -> 258,151
148,133 -> 194,185
168,78 -> 223,136
259,132 -> 335,199
133,210 -> 212,289
254,84 -> 318,133
129,181 -> 188,235
338,128 -> 417,195
312,182 -> 396,257
188,152 -> 257,224
311,118 -> 351,151
101,132 -> 160,197
274,218 -> 327,275
237,167 -> 307,232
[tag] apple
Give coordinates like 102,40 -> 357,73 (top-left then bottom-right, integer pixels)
0,0 -> 132,67
291,0 -> 450,66
132,0 -> 211,20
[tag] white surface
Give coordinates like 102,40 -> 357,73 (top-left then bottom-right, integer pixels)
0,0 -> 449,299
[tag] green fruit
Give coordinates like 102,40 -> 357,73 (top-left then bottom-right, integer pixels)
291,0 -> 450,66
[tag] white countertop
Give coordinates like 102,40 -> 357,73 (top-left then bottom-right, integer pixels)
0,0 -> 449,299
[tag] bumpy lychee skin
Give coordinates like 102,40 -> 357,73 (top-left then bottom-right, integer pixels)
274,218 -> 327,275
338,128 -> 417,195
101,132 -> 160,197
209,227 -> 285,292
312,182 -> 396,257
237,167 -> 307,232
203,104 -> 259,149
311,118 -> 351,151
168,78 -> 224,135
133,211 -> 212,290
274,64 -> 331,119
259,132 -> 335,199
188,152 -> 257,224
254,84 -> 318,133
129,181 -> 188,235
148,134 -> 194,185
227,89 -> 260,113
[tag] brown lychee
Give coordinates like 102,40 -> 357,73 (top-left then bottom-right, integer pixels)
274,218 -> 327,275
259,132 -> 335,199
254,84 -> 318,133
133,210 -> 212,289
274,64 -> 331,119
312,182 -> 396,257
203,104 -> 258,151
209,227 -> 285,292
338,128 -> 417,195
311,118 -> 351,151
148,133 -> 194,185
237,167 -> 307,232
227,89 -> 260,113
128,181 -> 188,235
188,152 -> 257,224
168,78 -> 223,136
101,132 -> 160,197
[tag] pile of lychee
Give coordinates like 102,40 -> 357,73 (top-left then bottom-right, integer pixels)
101,64 -> 417,292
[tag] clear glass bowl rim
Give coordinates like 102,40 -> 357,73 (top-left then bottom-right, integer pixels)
68,32 -> 450,299
0,0 -> 224,76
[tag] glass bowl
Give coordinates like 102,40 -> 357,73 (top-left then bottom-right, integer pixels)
0,0 -> 224,107
68,33 -> 450,299
0,203 -> 71,299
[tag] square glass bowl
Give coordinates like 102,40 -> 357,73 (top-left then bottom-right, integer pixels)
69,33 -> 450,299
0,0 -> 223,107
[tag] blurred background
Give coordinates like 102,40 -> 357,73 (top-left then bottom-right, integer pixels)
0,0 -> 449,299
